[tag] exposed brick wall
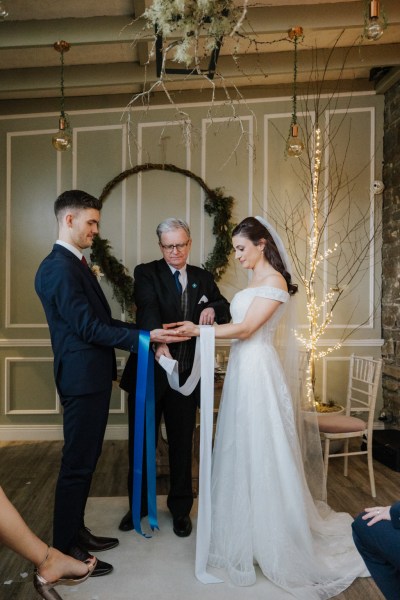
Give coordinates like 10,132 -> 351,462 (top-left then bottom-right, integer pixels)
382,79 -> 400,406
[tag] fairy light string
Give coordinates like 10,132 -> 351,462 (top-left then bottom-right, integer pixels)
295,126 -> 342,404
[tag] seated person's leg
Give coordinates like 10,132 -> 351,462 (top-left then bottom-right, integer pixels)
352,512 -> 400,600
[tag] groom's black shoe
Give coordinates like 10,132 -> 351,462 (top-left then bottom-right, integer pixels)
77,526 -> 119,552
119,510 -> 148,531
68,545 -> 113,577
173,515 -> 192,537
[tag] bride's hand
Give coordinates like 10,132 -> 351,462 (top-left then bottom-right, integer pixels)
174,321 -> 200,337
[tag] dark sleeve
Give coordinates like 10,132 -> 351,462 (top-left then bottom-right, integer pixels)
390,501 -> 400,528
133,264 -> 164,330
41,262 -> 139,353
202,272 -> 230,324
111,318 -> 137,330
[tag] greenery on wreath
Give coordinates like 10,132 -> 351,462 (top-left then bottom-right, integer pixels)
203,187 -> 235,278
90,237 -> 135,319
91,163 -> 235,319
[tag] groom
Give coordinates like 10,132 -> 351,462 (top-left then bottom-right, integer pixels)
119,217 -> 230,537
35,191 -> 184,576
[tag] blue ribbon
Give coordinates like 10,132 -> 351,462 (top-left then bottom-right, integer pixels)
132,330 -> 159,536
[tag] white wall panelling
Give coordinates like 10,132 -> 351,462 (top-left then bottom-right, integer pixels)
6,130 -> 58,328
4,357 -> 60,415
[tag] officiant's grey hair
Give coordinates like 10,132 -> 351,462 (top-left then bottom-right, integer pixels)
156,218 -> 191,241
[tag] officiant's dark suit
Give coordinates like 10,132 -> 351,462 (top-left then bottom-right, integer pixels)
35,190 -> 180,576
119,218 -> 230,537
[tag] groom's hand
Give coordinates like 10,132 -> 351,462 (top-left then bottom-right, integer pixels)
150,328 -> 189,343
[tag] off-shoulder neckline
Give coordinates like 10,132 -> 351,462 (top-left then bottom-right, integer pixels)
243,284 -> 289,294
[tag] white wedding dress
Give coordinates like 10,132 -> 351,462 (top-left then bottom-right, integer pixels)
208,286 -> 368,598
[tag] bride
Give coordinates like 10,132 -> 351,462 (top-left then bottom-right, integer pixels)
174,216 -> 368,599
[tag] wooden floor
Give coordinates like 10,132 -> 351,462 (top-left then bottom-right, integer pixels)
1,439 -> 398,599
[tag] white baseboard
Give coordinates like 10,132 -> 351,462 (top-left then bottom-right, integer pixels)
0,424 -> 129,442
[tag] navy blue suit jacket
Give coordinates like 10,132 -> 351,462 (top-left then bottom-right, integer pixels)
35,244 -> 139,397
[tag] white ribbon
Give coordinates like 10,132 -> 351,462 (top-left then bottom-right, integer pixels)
195,327 -> 223,583
158,327 -> 222,584
158,339 -> 201,396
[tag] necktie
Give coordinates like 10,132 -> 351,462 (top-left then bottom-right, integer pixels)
81,255 -> 89,267
174,270 -> 182,294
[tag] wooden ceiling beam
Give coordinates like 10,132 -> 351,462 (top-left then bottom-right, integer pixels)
1,42 -> 399,100
2,1 -> 399,51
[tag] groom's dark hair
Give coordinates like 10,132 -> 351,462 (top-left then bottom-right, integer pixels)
54,190 -> 102,221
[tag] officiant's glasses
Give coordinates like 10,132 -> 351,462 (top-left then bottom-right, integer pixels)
159,241 -> 190,253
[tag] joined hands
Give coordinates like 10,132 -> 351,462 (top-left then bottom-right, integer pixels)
150,327 -> 190,344
157,307 -> 214,339
170,321 -> 200,337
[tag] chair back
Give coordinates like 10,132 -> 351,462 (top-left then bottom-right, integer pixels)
345,354 -> 382,435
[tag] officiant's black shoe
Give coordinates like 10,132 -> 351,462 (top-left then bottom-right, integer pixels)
77,526 -> 119,552
68,545 -> 113,577
118,510 -> 148,532
173,515 -> 192,537
119,511 -> 133,531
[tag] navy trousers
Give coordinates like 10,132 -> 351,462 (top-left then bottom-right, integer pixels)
352,512 -> 400,599
53,386 -> 111,552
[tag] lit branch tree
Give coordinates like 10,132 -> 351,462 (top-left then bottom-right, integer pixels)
269,111 -> 381,408
265,30 -> 382,407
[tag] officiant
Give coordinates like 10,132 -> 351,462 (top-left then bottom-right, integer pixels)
119,218 -> 230,537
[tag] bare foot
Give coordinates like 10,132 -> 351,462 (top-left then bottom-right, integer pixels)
38,547 -> 96,583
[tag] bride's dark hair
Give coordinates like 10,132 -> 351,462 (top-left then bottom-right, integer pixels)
232,217 -> 298,296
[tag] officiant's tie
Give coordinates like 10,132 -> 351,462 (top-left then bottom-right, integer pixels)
174,270 -> 182,294
173,269 -> 190,372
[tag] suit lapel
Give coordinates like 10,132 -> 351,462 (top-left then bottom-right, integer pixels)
83,264 -> 111,313
54,245 -> 111,315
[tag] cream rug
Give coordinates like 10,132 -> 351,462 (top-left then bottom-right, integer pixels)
61,496 -> 292,600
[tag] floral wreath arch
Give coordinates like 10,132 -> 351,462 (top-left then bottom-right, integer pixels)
90,163 -> 235,319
